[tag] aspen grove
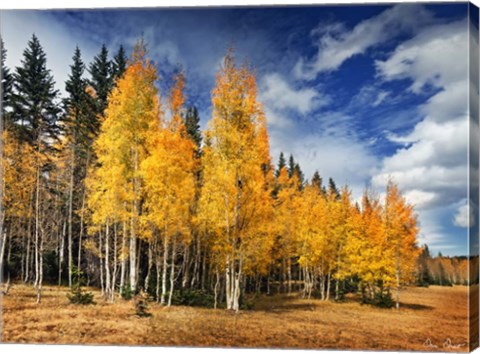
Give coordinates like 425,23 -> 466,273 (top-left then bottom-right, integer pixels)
0,37 -> 421,310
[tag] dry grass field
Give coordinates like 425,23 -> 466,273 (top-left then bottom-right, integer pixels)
1,284 -> 470,351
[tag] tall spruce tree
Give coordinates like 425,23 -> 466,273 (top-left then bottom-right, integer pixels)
185,106 -> 202,150
287,154 -> 295,178
1,39 -> 13,121
311,171 -> 324,193
293,163 -> 304,188
11,34 -> 60,150
64,46 -> 97,145
89,44 -> 113,116
275,152 -> 286,178
328,177 -> 340,200
10,34 -> 60,303
112,45 -> 127,81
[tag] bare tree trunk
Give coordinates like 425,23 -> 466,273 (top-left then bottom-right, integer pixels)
155,247 -> 161,302
36,221 -> 44,304
144,242 -> 153,293
120,219 -> 127,292
190,235 -> 200,288
181,246 -> 189,288
58,220 -> 66,285
24,194 -> 34,284
214,268 -> 220,309
225,256 -> 232,310
111,222 -> 118,302
77,148 -> 90,274
105,221 -> 111,301
161,232 -> 169,305
201,248 -> 207,290
129,146 -> 139,292
326,271 -> 331,301
0,228 -> 7,288
77,186 -> 86,274
287,258 -> 292,294
99,231 -> 104,295
396,260 -> 400,310
129,215 -> 136,292
167,235 -> 177,307
232,256 -> 243,312
67,148 -> 75,288
34,165 -> 41,290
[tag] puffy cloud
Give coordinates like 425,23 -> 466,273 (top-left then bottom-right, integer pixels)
375,19 -> 468,94
453,202 -> 474,228
268,119 -> 379,203
260,73 -> 329,116
372,18 -> 469,213
294,4 -> 434,80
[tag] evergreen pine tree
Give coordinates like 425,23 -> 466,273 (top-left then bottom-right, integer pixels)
328,177 -> 340,200
1,38 -> 13,120
64,46 -> 98,147
311,171 -> 323,193
275,152 -> 286,178
185,106 -> 202,150
112,45 -> 127,80
11,34 -> 60,149
293,163 -> 304,188
287,154 -> 295,178
89,44 -> 113,116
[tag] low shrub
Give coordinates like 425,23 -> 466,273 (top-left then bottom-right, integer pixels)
171,289 -> 215,308
67,285 -> 95,305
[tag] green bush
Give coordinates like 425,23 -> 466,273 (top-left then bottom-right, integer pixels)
171,289 -> 215,308
67,285 -> 95,305
67,266 -> 95,305
121,284 -> 135,300
369,291 -> 393,308
134,295 -> 152,318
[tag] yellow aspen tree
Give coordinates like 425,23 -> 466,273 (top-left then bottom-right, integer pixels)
198,50 -> 274,311
141,71 -> 197,306
384,179 -> 421,309
322,185 -> 352,301
275,165 -> 301,294
1,130 -> 36,285
87,39 -> 160,297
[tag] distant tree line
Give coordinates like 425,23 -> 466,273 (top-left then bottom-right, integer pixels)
417,245 -> 471,286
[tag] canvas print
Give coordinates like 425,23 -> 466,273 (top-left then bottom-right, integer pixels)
0,2 -> 478,352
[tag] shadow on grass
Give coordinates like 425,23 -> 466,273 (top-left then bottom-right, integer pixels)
398,302 -> 434,311
251,292 -> 434,314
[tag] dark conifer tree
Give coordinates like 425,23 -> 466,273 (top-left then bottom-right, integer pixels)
293,163 -> 304,189
275,152 -> 286,178
112,45 -> 127,81
11,34 -> 60,150
185,106 -> 202,151
311,171 -> 324,193
64,46 -> 97,147
89,44 -> 113,116
328,177 -> 340,200
287,154 -> 295,178
1,39 -> 13,122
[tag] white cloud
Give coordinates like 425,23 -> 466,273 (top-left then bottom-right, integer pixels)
294,4 -> 434,80
453,202 -> 474,228
372,91 -> 389,107
269,123 -> 378,203
375,19 -> 468,94
260,73 -> 329,116
371,15 -> 470,256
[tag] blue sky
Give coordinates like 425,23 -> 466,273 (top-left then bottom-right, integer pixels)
1,3 -> 477,255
